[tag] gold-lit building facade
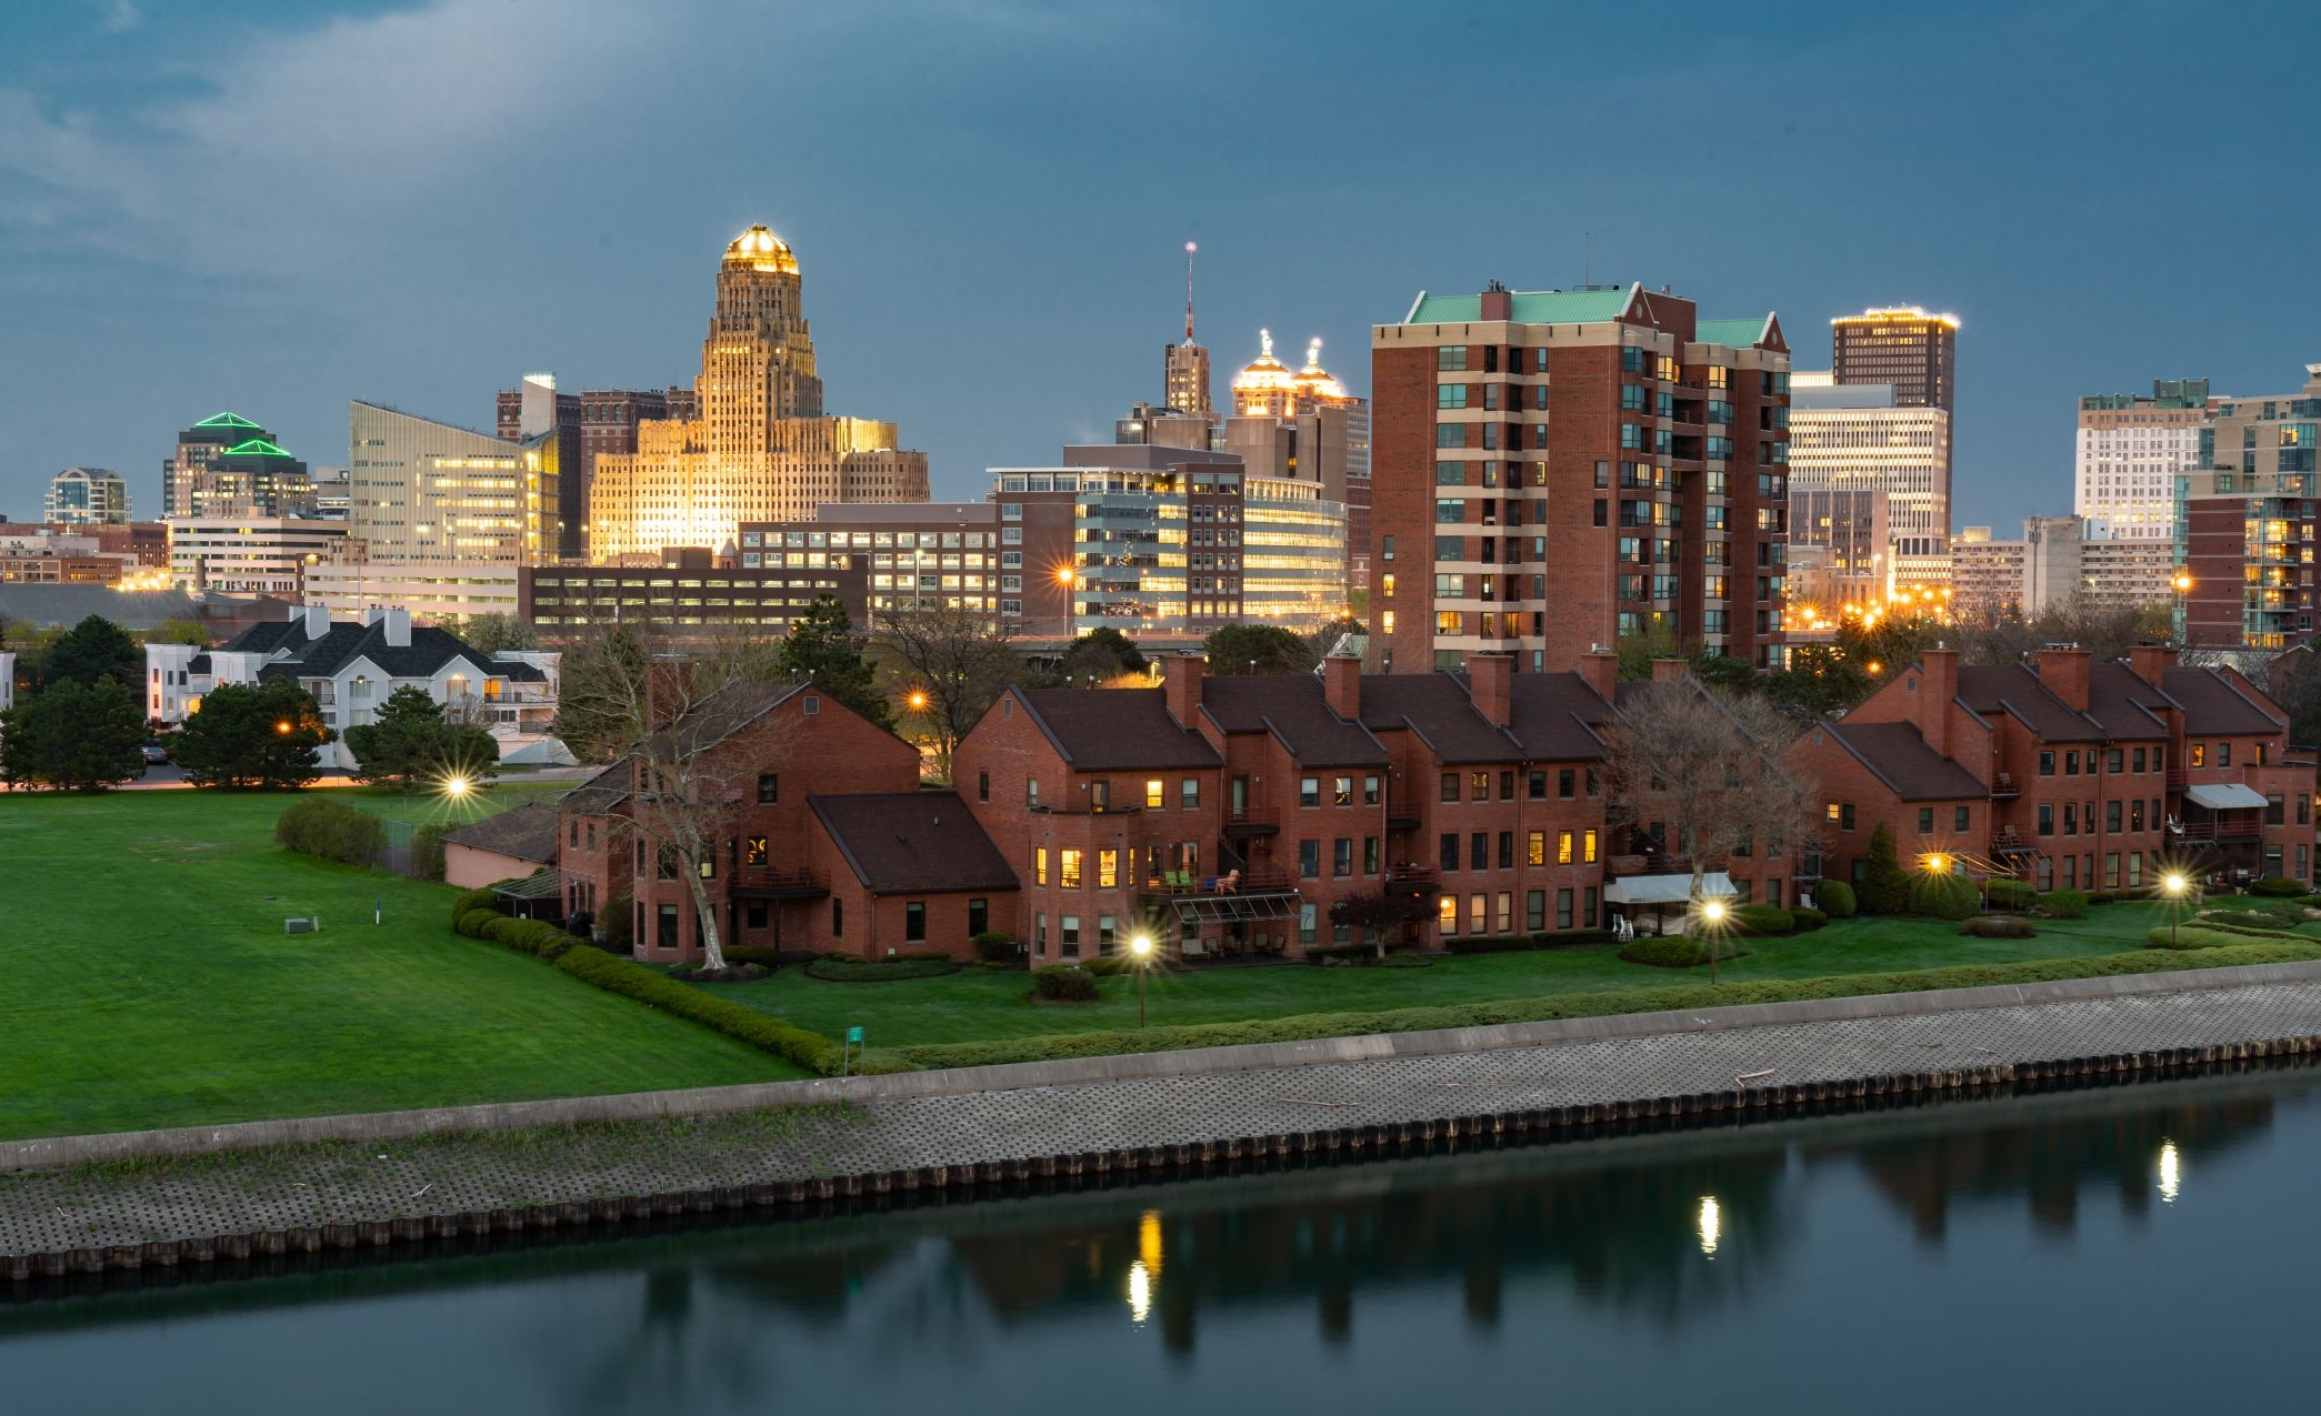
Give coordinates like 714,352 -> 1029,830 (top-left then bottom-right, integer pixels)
588,226 -> 929,561
348,400 -> 558,563
1223,331 -> 1372,581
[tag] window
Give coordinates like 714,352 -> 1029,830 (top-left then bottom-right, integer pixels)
2106,800 -> 2123,832
1558,831 -> 1573,864
1099,849 -> 1118,888
1364,837 -> 1381,874
1098,915 -> 1117,952
1470,771 -> 1490,801
1440,833 -> 1459,872
977,770 -> 989,803
2134,747 -> 2147,772
2063,802 -> 2078,836
2039,751 -> 2055,776
1584,887 -> 1599,928
1470,894 -> 1486,934
1556,889 -> 1574,930
1299,839 -> 1320,878
968,898 -> 987,937
1089,781 -> 1110,812
1182,777 -> 1200,809
1034,847 -> 1048,886
1035,913 -> 1046,955
1584,831 -> 1598,863
2218,742 -> 2231,767
657,904 -> 679,951
2267,794 -> 2286,826
1527,770 -> 1546,800
745,835 -> 767,867
1918,808 -> 1934,834
1496,893 -> 1513,933
1499,771 -> 1516,801
1364,775 -> 1382,805
1061,915 -> 1081,958
1028,777 -> 1041,808
1438,895 -> 1459,935
830,899 -> 843,938
1528,831 -> 1546,866
1470,832 -> 1488,870
1146,778 -> 1164,809
757,772 -> 778,804
904,902 -> 926,941
1954,806 -> 1970,831
1295,776 -> 1320,808
1060,850 -> 1082,888
1441,772 -> 1459,803
2190,744 -> 2206,768
2064,750 -> 2079,776
1334,776 -> 1353,807
1498,831 -> 1514,869
1558,769 -> 1575,799
2107,749 -> 2124,773
2038,803 -> 2054,836
1333,838 -> 1353,876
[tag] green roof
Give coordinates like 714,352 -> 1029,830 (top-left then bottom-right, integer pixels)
1404,286 -> 1636,326
194,411 -> 263,429
1694,317 -> 1771,349
222,438 -> 293,457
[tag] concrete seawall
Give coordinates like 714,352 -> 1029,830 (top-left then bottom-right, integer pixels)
10,961 -> 2321,1285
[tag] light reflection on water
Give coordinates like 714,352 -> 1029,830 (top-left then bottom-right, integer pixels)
1,1068 -> 2312,1415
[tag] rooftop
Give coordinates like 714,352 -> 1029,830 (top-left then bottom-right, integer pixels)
810,792 -> 1017,895
442,802 -> 561,866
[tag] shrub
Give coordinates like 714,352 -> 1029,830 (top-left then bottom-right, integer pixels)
723,946 -> 782,969
1080,955 -> 1131,978
2145,925 -> 2274,950
892,943 -> 2321,1071
1444,931 -> 1617,955
549,945 -> 895,1074
1618,936 -> 1749,968
457,907 -> 503,939
804,956 -> 957,982
1859,824 -> 1911,915
411,823 -> 451,883
2298,895 -> 2321,909
1731,904 -> 1794,937
2197,906 -> 2301,930
2250,876 -> 2307,897
273,798 -> 385,867
2039,889 -> 2089,920
2160,919 -> 2305,942
1961,915 -> 2036,939
1790,906 -> 1828,932
449,886 -> 500,931
1031,965 -> 1099,1002
1909,872 -> 1980,921
1813,880 -> 1857,918
1982,878 -> 2039,910
972,931 -> 1018,964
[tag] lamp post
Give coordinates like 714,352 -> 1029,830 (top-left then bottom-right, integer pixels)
2164,871 -> 2189,947
1130,931 -> 1154,1028
1697,896 -> 1729,985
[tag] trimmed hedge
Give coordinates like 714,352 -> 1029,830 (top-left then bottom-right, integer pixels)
1032,966 -> 1099,1002
1444,930 -> 1619,955
1909,873 -> 1980,921
1961,915 -> 2037,939
1080,955 -> 1132,978
2147,925 -> 2266,951
2039,889 -> 2089,920
412,823 -> 451,883
1619,936 -> 1749,968
481,915 -> 575,960
274,798 -> 385,867
449,886 -> 499,930
551,944 -> 898,1074
2250,876 -> 2308,897
456,908 -> 503,939
724,946 -> 783,969
1982,879 -> 2039,910
805,956 -> 958,982
2197,906 -> 2303,930
1814,881 -> 1857,918
2162,919 -> 2306,943
892,942 -> 2321,1071
1791,906 -> 1829,932
1731,904 -> 1794,937
972,931 -> 1018,964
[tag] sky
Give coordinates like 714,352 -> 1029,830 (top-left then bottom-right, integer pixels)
3,0 -> 2318,530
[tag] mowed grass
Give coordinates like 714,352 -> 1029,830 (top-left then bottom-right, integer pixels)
0,788 -> 802,1142
703,904 -> 2181,1049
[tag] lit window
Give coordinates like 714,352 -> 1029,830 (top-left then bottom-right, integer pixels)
1060,850 -> 1082,888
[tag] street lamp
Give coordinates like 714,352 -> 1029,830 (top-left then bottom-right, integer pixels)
1696,896 -> 1730,985
906,689 -> 928,712
1129,932 -> 1154,1028
441,774 -> 473,801
274,720 -> 293,735
2163,870 -> 2190,947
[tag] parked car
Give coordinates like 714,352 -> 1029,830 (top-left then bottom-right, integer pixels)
140,743 -> 171,765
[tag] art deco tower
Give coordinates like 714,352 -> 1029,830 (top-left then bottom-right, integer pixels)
589,226 -> 928,560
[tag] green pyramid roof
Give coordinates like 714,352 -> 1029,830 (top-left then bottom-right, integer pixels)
223,438 -> 293,457
194,411 -> 264,429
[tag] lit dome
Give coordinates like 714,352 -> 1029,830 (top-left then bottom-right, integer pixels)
723,224 -> 799,274
1231,329 -> 1299,400
1293,337 -> 1352,404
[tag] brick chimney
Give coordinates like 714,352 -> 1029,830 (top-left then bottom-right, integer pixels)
1322,652 -> 1361,719
1651,657 -> 1690,685
1479,284 -> 1511,321
2129,642 -> 2179,687
1915,649 -> 1960,759
1163,653 -> 1205,726
2037,644 -> 2091,712
1469,651 -> 1515,727
1576,648 -> 1617,702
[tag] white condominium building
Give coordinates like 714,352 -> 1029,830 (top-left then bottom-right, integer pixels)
2074,379 -> 2212,541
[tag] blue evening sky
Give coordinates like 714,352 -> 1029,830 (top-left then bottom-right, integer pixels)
3,0 -> 2316,530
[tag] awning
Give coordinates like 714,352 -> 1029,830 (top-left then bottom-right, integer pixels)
1604,871 -> 1736,907
489,870 -> 566,900
2186,782 -> 2269,811
1171,890 -> 1303,925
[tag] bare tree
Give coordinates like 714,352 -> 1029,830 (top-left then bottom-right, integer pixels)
1604,679 -> 1821,982
874,604 -> 1021,782
551,621 -> 787,971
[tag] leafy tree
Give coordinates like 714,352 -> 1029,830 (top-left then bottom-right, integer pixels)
343,685 -> 499,789
463,613 -> 541,654
43,615 -> 140,689
144,618 -> 211,648
1615,616 -> 1682,680
0,679 -> 144,790
1054,627 -> 1146,687
1203,623 -> 1309,675
1858,822 -> 1912,915
175,678 -> 332,789
553,624 -> 652,762
777,594 -> 890,729
1329,891 -> 1437,958
876,603 -> 1022,780
1764,644 -> 1871,718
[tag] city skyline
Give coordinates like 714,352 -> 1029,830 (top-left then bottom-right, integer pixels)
4,0 -> 2318,531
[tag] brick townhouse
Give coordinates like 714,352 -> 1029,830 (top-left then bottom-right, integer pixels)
1789,645 -> 2312,894
950,651 -> 1800,961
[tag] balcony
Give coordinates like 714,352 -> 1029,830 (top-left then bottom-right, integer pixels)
1386,797 -> 1424,831
1224,806 -> 1280,836
731,866 -> 828,899
1990,772 -> 2021,799
1141,868 -> 1294,898
1385,864 -> 1441,899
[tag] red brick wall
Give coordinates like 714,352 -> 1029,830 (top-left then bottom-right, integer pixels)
1367,345 -> 1438,672
1542,345 -> 1621,670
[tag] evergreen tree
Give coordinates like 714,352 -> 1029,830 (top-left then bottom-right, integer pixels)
144,618 -> 211,648
344,685 -> 499,788
0,679 -> 144,790
44,615 -> 140,689
1859,821 -> 1913,915
463,613 -> 540,654
175,679 -> 332,789
780,594 -> 891,729
1203,623 -> 1311,675
1055,627 -> 1146,686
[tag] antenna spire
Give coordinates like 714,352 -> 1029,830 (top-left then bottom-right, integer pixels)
1184,241 -> 1198,343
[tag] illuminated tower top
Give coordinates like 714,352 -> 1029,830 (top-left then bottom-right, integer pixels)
701,224 -> 822,450
1163,240 -> 1215,423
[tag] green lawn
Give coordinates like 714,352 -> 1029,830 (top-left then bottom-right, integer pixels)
701,904 -> 2183,1050
0,788 -> 802,1142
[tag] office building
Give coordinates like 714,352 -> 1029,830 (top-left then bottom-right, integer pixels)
496,374 -> 584,558
1831,306 -> 1958,412
301,558 -> 526,626
164,412 -> 279,519
2076,379 -> 2213,542
588,226 -> 930,560
45,467 -> 129,526
520,546 -> 871,637
1788,378 -> 1951,563
2177,364 -> 2321,648
166,516 -> 354,596
348,400 -> 559,563
1951,516 -> 2172,623
1222,333 -> 1372,582
739,501 -> 1076,639
1162,241 -> 1216,426
1369,281 -> 1791,674
191,436 -> 315,518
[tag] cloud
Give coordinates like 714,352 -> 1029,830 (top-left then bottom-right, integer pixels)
102,0 -> 142,33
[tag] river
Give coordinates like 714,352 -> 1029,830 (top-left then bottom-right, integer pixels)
2,1066 -> 2308,1413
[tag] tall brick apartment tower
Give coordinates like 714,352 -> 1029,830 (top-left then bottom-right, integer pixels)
1368,282 -> 1791,674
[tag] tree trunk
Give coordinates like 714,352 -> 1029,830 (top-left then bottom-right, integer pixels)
684,867 -> 727,971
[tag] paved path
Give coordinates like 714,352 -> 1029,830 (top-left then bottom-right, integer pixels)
9,971 -> 2321,1268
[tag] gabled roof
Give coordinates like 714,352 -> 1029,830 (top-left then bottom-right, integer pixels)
1694,315 -> 1781,351
1403,284 -> 1639,326
218,617 -> 314,656
1012,688 -> 1221,771
260,621 -> 498,683
1200,676 -> 1386,767
1359,673 -> 1520,763
1821,722 -> 1989,802
810,792 -> 1018,895
1956,664 -> 2107,742
2085,662 -> 2173,739
443,802 -> 560,865
1506,672 -> 1621,760
559,762 -> 632,815
652,680 -> 804,758
2162,665 -> 2284,736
